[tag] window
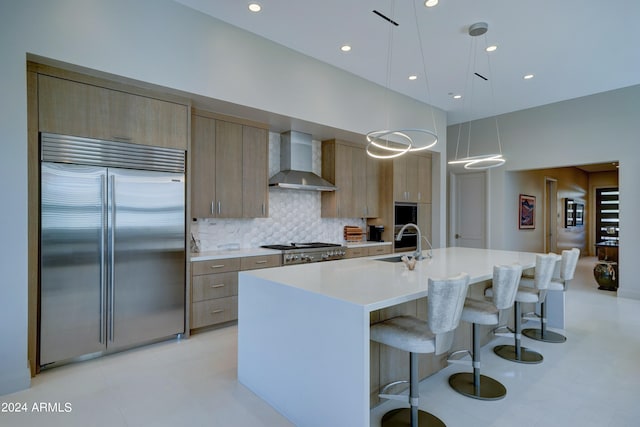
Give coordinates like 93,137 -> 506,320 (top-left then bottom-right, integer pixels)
595,187 -> 619,243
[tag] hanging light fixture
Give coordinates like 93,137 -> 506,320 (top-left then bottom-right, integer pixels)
448,22 -> 505,170
366,0 -> 438,159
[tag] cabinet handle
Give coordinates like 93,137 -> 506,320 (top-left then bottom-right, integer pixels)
112,135 -> 132,142
209,264 -> 225,269
262,203 -> 266,216
217,201 -> 221,215
255,260 -> 267,264
211,201 -> 215,215
210,309 -> 225,314
210,284 -> 225,288
418,192 -> 421,201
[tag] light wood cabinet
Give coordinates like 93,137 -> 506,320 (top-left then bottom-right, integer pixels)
321,139 -> 380,218
190,254 -> 281,330
191,112 -> 269,219
215,121 -> 244,218
393,154 -> 431,203
345,245 -> 391,259
38,74 -> 188,149
345,247 -> 367,259
240,254 -> 281,270
242,126 -> 269,218
191,115 -> 217,218
368,245 -> 391,256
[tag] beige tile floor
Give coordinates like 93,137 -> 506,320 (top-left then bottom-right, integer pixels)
2,257 -> 639,427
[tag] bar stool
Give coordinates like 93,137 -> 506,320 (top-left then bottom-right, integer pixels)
371,273 -> 470,427
448,264 -> 523,400
486,253 -> 557,364
522,248 -> 580,343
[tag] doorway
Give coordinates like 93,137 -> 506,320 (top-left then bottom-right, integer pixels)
544,177 -> 558,253
451,172 -> 487,248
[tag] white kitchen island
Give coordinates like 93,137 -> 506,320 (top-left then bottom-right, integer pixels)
237,247 -> 539,427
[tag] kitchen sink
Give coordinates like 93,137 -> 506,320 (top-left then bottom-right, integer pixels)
375,255 -> 408,263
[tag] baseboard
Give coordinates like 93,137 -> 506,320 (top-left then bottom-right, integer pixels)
0,363 -> 31,396
616,287 -> 640,300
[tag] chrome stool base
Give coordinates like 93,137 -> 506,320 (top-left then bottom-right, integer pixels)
494,344 -> 543,364
381,408 -> 446,427
448,372 -> 506,400
522,328 -> 567,343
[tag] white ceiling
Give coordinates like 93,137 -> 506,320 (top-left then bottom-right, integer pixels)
174,0 -> 640,125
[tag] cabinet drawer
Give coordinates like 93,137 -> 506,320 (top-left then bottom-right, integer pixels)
191,296 -> 238,328
368,245 -> 391,256
192,272 -> 238,302
240,254 -> 281,270
191,258 -> 241,276
345,247 -> 367,258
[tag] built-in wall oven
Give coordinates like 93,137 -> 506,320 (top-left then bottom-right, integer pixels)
394,203 -> 418,252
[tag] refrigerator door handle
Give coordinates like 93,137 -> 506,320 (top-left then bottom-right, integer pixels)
100,174 -> 107,344
109,174 -> 116,342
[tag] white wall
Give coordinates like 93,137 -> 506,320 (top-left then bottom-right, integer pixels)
447,85 -> 640,300
0,0 -> 446,394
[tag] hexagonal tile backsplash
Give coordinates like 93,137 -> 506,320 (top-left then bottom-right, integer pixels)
191,132 -> 366,251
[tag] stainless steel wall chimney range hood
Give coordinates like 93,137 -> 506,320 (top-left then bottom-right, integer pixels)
269,131 -> 336,191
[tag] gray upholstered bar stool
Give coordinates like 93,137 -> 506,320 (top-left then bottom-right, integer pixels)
522,248 -> 580,343
486,253 -> 558,364
448,264 -> 523,400
371,273 -> 470,427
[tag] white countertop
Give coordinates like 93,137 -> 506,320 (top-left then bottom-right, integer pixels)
190,247 -> 281,262
241,247 -> 539,312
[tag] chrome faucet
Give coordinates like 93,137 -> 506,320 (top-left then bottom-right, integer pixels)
396,223 -> 432,260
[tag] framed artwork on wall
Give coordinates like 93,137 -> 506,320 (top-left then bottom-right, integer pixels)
519,194 -> 536,229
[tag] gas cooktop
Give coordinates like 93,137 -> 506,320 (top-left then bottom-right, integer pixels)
261,242 -> 343,251
261,242 -> 346,265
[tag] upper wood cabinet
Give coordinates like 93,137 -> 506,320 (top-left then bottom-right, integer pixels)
215,120 -> 244,218
242,126 -> 269,218
38,74 -> 188,150
321,139 -> 380,218
393,153 -> 432,203
191,112 -> 268,219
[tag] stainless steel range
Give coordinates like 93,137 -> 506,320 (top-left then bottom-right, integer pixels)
261,242 -> 346,265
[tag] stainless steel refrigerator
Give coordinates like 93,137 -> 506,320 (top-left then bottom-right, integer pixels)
39,133 -> 186,367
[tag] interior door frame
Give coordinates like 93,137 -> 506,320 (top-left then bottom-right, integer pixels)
544,177 -> 558,253
449,170 -> 489,248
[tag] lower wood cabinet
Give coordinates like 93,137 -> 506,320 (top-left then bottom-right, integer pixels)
190,254 -> 281,330
345,245 -> 392,259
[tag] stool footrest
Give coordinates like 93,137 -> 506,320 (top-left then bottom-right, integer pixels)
379,380 -> 410,403
493,325 -> 514,338
447,349 -> 472,366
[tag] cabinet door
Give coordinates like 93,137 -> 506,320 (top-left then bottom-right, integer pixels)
405,155 -> 420,203
335,144 -> 355,217
242,126 -> 269,218
39,74 -> 111,141
393,156 -> 407,202
38,74 -> 187,149
417,155 -> 432,203
191,115 -> 216,218
417,203 -> 432,248
365,155 -> 381,218
215,121 -> 243,218
352,146 -> 367,217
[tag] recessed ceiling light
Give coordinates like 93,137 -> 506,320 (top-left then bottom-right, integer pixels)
523,74 -> 535,80
248,2 -> 261,13
409,75 -> 418,80
425,0 -> 439,7
485,45 -> 497,52
340,45 -> 352,52
453,94 -> 462,99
